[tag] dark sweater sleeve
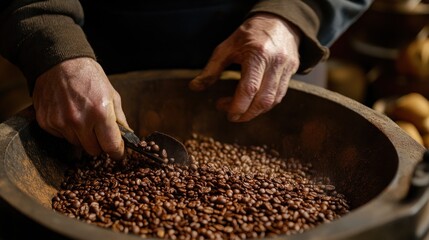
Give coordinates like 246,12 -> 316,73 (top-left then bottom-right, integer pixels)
0,0 -> 96,93
249,0 -> 372,74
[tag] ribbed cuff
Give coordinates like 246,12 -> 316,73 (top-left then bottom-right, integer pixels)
16,16 -> 95,93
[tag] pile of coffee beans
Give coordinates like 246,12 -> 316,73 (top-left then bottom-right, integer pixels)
52,133 -> 349,239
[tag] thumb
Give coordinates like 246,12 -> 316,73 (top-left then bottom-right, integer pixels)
189,50 -> 229,91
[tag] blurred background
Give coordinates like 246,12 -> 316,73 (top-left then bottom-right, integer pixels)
1,0 -> 429,146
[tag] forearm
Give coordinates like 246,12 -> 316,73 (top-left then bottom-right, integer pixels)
0,0 -> 95,93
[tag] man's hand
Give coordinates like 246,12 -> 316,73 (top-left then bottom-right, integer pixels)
33,57 -> 128,159
189,13 -> 301,122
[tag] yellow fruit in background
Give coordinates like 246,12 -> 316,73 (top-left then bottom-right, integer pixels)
415,117 -> 429,135
372,97 -> 396,116
395,121 -> 424,145
396,38 -> 429,81
391,93 -> 429,125
422,134 -> 429,149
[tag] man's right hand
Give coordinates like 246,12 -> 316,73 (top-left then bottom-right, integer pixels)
33,57 -> 128,159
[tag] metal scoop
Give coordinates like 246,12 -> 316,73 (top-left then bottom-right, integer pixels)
118,123 -> 190,166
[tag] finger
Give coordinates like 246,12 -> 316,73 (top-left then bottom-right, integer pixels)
44,125 -> 68,141
94,109 -> 125,160
115,110 -> 128,129
237,63 -> 283,122
60,128 -> 82,147
112,91 -> 129,129
112,92 -> 127,158
57,110 -> 101,154
76,126 -> 103,157
189,48 -> 230,91
35,112 -> 62,138
36,110 -> 80,145
95,121 -> 124,160
227,62 -> 265,122
275,69 -> 292,104
48,119 -> 81,146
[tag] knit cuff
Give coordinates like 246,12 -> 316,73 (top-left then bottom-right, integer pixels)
16,16 -> 95,93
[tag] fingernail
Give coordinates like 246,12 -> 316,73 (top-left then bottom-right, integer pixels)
228,114 -> 241,122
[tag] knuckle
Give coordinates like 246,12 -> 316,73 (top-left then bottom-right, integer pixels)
250,42 -> 266,53
288,57 -> 300,72
273,53 -> 287,66
273,95 -> 283,105
273,53 -> 299,70
113,92 -> 122,104
244,44 -> 268,62
257,94 -> 276,110
242,81 -> 259,97
47,114 -> 67,130
64,113 -> 82,128
92,104 -> 112,120
293,61 -> 300,72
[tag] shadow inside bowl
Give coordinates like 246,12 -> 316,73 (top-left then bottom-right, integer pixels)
1,69 -> 420,240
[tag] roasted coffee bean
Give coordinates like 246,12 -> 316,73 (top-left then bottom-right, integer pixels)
52,133 -> 349,240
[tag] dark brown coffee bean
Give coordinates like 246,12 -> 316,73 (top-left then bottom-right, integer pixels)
52,133 -> 349,240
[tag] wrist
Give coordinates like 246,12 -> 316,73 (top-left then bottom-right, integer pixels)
248,12 -> 302,46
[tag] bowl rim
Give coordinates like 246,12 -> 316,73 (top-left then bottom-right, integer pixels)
0,69 -> 425,239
